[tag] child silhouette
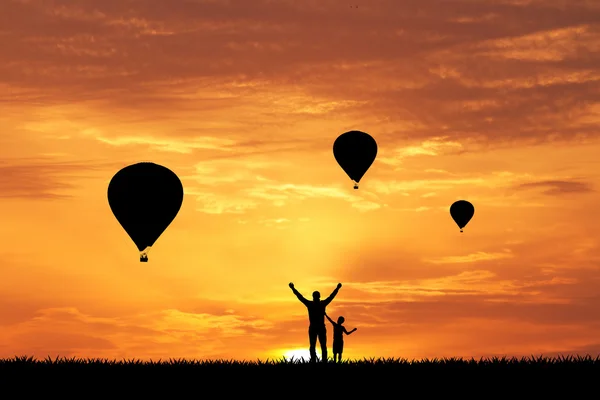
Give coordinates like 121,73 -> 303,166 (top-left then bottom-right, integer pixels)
325,312 -> 357,362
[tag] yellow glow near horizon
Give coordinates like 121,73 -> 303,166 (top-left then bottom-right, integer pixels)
282,349 -> 313,362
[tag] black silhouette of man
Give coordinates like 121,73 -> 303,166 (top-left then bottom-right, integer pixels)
289,282 -> 342,363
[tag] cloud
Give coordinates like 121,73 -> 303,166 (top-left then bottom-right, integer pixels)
257,218 -> 291,228
186,159 -> 287,186
370,177 -> 487,195
368,170 -> 590,202
183,156 -> 383,214
193,192 -> 260,214
514,180 -> 594,195
1,0 -> 599,147
329,292 -> 592,332
95,135 -> 237,154
0,158 -> 113,199
244,183 -> 382,211
338,270 -> 577,302
378,137 -> 466,167
2,306 -> 275,359
546,343 -> 600,358
426,251 -> 515,264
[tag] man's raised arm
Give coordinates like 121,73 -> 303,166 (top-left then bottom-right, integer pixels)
323,283 -> 342,306
289,282 -> 309,306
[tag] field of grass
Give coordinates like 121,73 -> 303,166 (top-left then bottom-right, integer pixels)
2,355 -> 598,393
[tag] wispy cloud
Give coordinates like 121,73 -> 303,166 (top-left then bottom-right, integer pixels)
244,183 -> 381,211
340,269 -> 576,300
96,136 -> 237,154
514,180 -> 594,195
370,178 -> 487,195
0,158 -> 112,199
426,251 -> 514,264
378,137 -> 466,166
193,192 -> 260,214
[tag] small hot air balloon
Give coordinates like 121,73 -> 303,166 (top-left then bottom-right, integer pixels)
333,130 -> 377,189
450,200 -> 474,233
108,162 -> 184,262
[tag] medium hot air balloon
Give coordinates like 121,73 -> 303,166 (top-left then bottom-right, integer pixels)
108,162 -> 184,262
333,130 -> 377,189
450,200 -> 474,233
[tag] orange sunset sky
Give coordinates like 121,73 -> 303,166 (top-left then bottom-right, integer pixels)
1,0 -> 600,361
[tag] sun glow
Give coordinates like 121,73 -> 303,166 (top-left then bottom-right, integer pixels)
282,348 -> 313,362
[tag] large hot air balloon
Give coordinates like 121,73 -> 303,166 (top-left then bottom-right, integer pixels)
108,162 -> 184,262
450,200 -> 474,233
333,130 -> 377,189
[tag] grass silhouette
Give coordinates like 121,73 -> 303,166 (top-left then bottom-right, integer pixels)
2,355 -> 597,393
3,354 -> 600,366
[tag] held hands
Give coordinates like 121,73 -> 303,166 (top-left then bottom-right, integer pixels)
289,282 -> 294,289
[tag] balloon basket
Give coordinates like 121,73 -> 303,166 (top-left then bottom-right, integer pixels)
140,255 -> 148,262
353,184 -> 358,189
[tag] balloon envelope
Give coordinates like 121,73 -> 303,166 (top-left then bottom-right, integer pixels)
450,200 -> 474,232
333,130 -> 377,189
108,162 -> 184,261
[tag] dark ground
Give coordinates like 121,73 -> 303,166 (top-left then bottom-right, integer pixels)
1,355 -> 596,396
